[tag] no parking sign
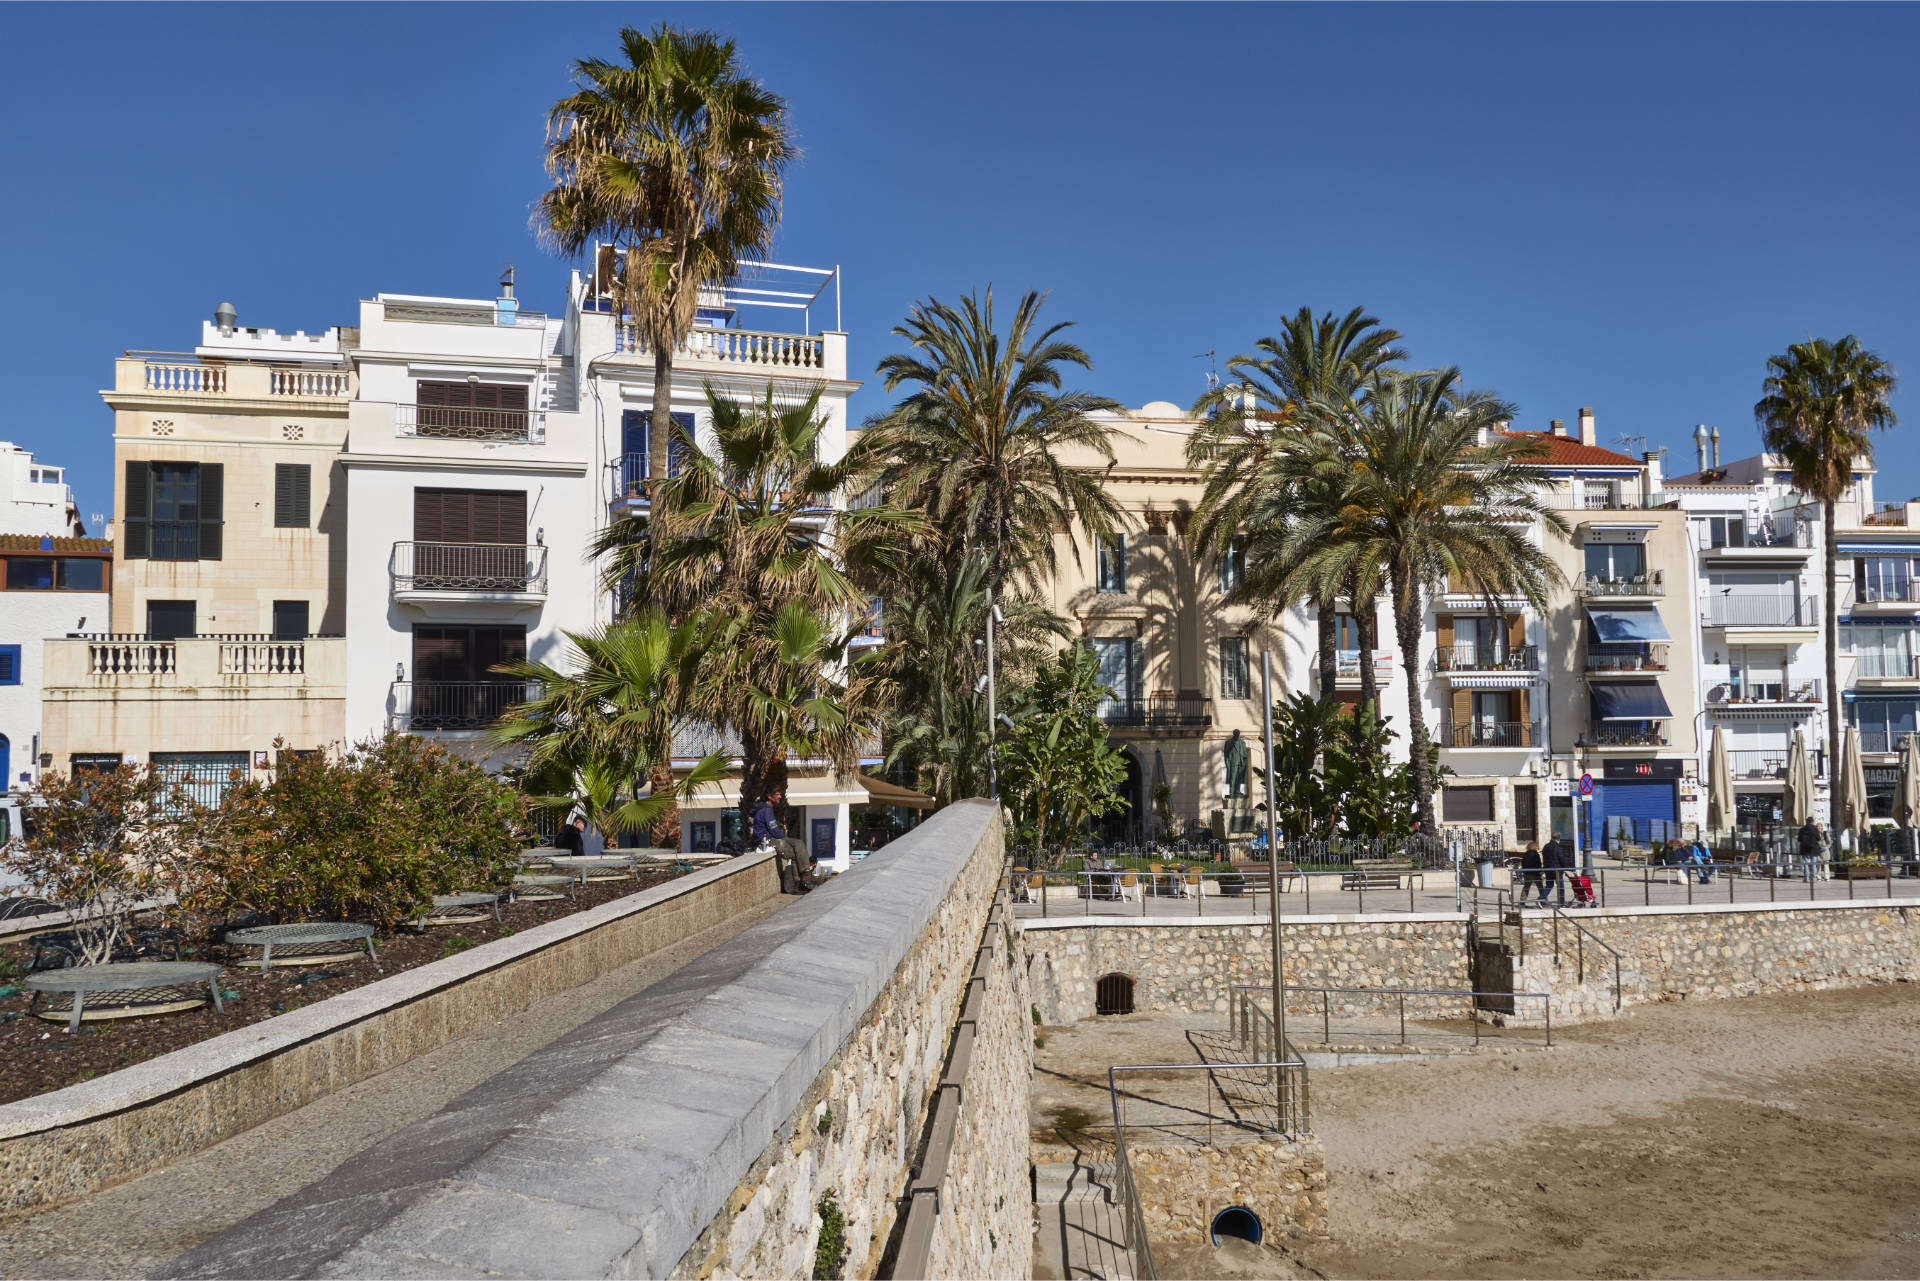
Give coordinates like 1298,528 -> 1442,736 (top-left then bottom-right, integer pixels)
1578,772 -> 1594,796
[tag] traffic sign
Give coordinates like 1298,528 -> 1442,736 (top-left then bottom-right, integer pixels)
1578,772 -> 1594,796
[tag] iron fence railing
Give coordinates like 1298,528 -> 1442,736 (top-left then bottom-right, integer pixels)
1860,729 -> 1919,755
1431,644 -> 1538,674
1232,982 -> 1552,1050
389,542 -> 549,595
1577,573 -> 1666,597
1097,695 -> 1212,729
1442,718 -> 1541,748
1585,643 -> 1670,673
1703,594 -> 1818,627
1582,722 -> 1671,747
393,402 -> 546,443
1725,747 -> 1827,779
390,680 -> 538,732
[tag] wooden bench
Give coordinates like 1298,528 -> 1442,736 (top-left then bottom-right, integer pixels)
1340,858 -> 1417,891
1226,861 -> 1298,895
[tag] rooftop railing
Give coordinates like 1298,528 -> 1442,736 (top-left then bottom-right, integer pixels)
613,323 -> 826,371
129,354 -> 351,397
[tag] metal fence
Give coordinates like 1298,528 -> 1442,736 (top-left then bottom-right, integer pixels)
1232,982 -> 1553,1050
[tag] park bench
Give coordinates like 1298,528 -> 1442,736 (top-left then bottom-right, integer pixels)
1340,858 -> 1418,891
1226,861 -> 1299,895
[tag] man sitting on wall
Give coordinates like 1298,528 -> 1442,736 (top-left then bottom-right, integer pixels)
754,787 -> 810,894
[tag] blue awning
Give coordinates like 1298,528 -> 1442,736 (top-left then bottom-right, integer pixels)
1591,682 -> 1674,720
1586,607 -> 1672,643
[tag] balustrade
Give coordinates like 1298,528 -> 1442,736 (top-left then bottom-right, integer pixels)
270,368 -> 351,397
613,324 -> 825,370
143,362 -> 225,394
89,640 -> 175,676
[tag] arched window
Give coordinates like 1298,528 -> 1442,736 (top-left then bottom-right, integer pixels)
1095,972 -> 1135,1016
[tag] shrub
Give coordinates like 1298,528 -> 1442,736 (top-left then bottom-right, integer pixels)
177,734 -> 525,931
0,765 -> 194,964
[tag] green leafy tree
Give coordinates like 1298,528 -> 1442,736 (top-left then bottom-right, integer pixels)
489,610 -> 728,846
536,24 -> 795,492
1188,307 -> 1405,702
1,765 -> 193,964
1255,692 -> 1342,840
1755,336 -> 1899,829
179,736 -> 525,932
998,645 -> 1130,860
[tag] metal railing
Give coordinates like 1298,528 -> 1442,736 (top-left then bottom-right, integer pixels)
389,542 -> 549,595
1108,1118 -> 1158,1281
1861,729 -> 1920,755
1226,988 -> 1311,1134
390,680 -> 538,732
1233,982 -> 1552,1049
1432,644 -> 1539,674
1097,695 -> 1212,729
1725,747 -> 1826,779
1571,490 -> 1670,511
1442,718 -> 1541,748
1707,678 -> 1822,705
1545,907 -> 1623,1010
1848,581 -> 1920,606
1006,862 -> 1442,918
613,323 -> 825,369
1582,722 -> 1670,747
1703,594 -> 1818,627
393,402 -> 546,444
1576,574 -> 1665,598
1108,1059 -> 1308,1145
1852,651 -> 1920,681
1585,643 -> 1670,673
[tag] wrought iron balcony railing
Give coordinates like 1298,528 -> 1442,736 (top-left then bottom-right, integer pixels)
390,542 -> 549,597
1098,695 -> 1213,730
1431,644 -> 1538,675
1440,718 -> 1541,749
391,680 -> 539,732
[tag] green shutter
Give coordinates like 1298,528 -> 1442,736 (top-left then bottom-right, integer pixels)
275,463 -> 310,528
198,463 -> 224,560
122,460 -> 151,559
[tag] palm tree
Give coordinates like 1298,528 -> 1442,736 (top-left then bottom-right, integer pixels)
489,610 -> 728,846
1267,370 -> 1569,831
866,288 -> 1126,599
1756,336 -> 1899,829
595,386 -> 920,820
536,24 -> 795,492
1187,307 -> 1405,703
882,556 -> 1069,805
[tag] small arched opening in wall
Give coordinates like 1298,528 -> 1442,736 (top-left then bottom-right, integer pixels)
1095,972 -> 1135,1016
1211,1205 -> 1263,1246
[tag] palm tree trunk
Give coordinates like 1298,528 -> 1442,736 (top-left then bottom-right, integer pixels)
649,350 -> 674,502
1824,499 -> 1841,832
1316,598 -> 1337,701
1392,568 -> 1436,833
647,765 -> 679,849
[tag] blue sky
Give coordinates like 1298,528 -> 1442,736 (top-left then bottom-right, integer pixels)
3,3 -> 1916,523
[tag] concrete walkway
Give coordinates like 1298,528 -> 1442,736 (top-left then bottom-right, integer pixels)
0,896 -> 793,1281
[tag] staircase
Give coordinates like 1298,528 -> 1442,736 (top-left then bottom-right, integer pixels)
1034,1161 -> 1137,1281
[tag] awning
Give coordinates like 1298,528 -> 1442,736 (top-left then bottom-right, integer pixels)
1587,606 -> 1672,643
1591,681 -> 1674,720
855,773 -> 935,810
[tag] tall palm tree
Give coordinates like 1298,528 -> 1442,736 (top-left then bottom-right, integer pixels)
1756,336 -> 1899,829
489,610 -> 728,846
882,555 -> 1069,805
595,385 -> 920,819
536,24 -> 795,492
1268,370 -> 1568,831
1187,307 -> 1405,704
865,288 -> 1126,599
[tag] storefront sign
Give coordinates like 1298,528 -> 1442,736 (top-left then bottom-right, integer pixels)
1601,759 -> 1685,779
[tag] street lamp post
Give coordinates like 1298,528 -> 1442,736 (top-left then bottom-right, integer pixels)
1262,649 -> 1286,1113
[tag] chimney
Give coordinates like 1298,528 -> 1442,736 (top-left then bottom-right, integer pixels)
1693,423 -> 1710,474
1550,419 -> 1567,438
494,266 -> 519,328
1710,425 -> 1721,469
1578,407 -> 1596,447
1643,450 -> 1664,493
214,301 -> 237,336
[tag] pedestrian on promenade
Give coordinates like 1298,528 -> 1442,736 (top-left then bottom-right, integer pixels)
1538,834 -> 1571,906
1798,819 -> 1824,883
1689,834 -> 1715,885
754,786 -> 810,894
556,813 -> 587,857
1520,842 -> 1544,900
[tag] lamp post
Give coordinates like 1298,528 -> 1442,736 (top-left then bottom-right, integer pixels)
1262,649 -> 1286,1112
985,599 -> 1000,801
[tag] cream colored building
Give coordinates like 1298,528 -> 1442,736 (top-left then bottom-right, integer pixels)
39,315 -> 352,792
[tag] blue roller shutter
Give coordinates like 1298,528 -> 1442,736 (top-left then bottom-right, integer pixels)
1589,779 -> 1679,851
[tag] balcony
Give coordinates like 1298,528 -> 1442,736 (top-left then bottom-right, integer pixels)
1727,748 -> 1827,780
1099,695 -> 1213,731
1581,722 -> 1672,748
1440,718 -> 1542,749
1861,729 -> 1919,755
1702,595 -> 1818,629
1846,582 -> 1920,610
1585,643 -> 1671,674
393,403 -> 545,445
390,543 -> 549,606
613,323 -> 829,373
1577,573 -> 1666,600
116,355 -> 353,400
1333,651 -> 1394,687
44,635 -> 345,699
1852,652 -> 1920,682
1861,505 -> 1913,527
1430,644 -> 1539,676
390,680 -> 539,733
1701,521 -> 1815,558
1707,678 -> 1823,708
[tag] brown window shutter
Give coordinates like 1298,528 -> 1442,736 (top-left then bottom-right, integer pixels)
1436,614 -> 1454,649
413,489 -> 448,542
123,460 -> 151,558
1451,688 -> 1472,729
1507,614 -> 1527,650
1516,687 -> 1531,725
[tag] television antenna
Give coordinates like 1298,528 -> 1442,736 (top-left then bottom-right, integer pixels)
1194,350 -> 1218,396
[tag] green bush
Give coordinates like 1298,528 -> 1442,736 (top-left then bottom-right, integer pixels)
177,734 -> 525,931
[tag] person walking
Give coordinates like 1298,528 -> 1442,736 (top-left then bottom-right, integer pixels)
1797,818 -> 1824,884
1519,842 -> 1544,901
754,786 -> 811,894
1538,834 -> 1571,906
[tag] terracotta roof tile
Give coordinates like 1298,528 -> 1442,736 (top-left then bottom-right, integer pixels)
1496,431 -> 1643,467
0,534 -> 113,554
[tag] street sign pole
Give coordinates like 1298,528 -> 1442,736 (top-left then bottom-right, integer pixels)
1262,649 -> 1285,1114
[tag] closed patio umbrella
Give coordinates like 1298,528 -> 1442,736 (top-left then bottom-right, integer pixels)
1839,725 -> 1869,834
1783,727 -> 1814,827
1707,726 -> 1735,834
1898,734 -> 1920,831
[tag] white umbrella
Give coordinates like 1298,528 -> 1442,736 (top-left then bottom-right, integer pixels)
1897,733 -> 1920,830
1707,726 -> 1735,834
1783,727 -> 1814,827
1839,725 -> 1869,833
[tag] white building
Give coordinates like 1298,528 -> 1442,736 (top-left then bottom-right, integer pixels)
1,444 -> 110,789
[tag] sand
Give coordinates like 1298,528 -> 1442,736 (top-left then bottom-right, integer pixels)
1036,984 -> 1920,1280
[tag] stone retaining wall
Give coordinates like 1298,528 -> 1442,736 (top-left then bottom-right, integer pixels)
1130,1136 -> 1328,1245
0,851 -> 780,1213
1023,914 -> 1471,1025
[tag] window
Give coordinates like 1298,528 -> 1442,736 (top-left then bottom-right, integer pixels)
146,600 -> 197,641
1694,514 -> 1747,549
1851,700 -> 1918,755
272,600 -> 310,640
1583,541 -> 1644,583
1855,556 -> 1916,604
618,410 -> 696,485
60,558 -> 104,591
5,559 -> 52,589
123,460 -> 222,561
1218,538 -> 1245,593
274,463 -> 311,528
1442,786 -> 1495,823
1220,637 -> 1249,699
409,625 -> 529,730
1096,535 -> 1127,593
1727,647 -> 1786,702
0,645 -> 19,685
150,752 -> 250,811
3,557 -> 106,591
1089,637 -> 1138,715
1841,621 -> 1916,680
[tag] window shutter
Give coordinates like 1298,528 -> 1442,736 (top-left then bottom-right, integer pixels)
197,463 -> 224,560
275,463 -> 311,528
122,461 -> 151,559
